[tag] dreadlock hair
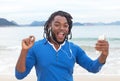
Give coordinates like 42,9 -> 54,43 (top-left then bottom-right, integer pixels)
43,10 -> 73,40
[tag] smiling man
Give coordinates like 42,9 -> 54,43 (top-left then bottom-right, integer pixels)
15,11 -> 109,81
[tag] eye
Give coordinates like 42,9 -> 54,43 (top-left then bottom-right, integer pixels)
64,24 -> 69,28
54,23 -> 60,28
54,24 -> 59,27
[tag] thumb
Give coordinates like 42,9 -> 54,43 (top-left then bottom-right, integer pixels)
29,35 -> 35,42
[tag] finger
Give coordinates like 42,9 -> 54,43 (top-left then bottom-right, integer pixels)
96,41 -> 108,46
26,38 -> 31,45
95,45 -> 109,51
95,46 -> 101,51
96,43 -> 106,47
97,40 -> 108,44
22,39 -> 29,46
24,37 -> 32,45
29,35 -> 35,42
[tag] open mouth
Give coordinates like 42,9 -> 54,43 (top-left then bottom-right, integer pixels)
57,32 -> 65,39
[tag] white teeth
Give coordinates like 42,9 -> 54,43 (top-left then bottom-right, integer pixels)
59,32 -> 64,35
57,32 -> 66,38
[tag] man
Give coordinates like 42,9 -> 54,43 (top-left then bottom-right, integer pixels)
15,11 -> 109,81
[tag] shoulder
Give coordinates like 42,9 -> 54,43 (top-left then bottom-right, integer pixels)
68,41 -> 81,49
30,38 -> 47,49
68,41 -> 84,53
34,38 -> 46,46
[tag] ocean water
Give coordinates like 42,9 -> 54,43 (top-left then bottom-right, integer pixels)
0,25 -> 120,75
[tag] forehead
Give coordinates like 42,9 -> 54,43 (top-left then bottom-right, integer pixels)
53,15 -> 68,23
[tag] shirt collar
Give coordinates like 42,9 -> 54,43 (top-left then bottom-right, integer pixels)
48,40 -> 66,52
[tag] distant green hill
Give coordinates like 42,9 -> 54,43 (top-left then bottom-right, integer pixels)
1,17 -> 120,27
0,18 -> 18,26
29,20 -> 120,26
29,21 -> 84,26
29,21 -> 45,26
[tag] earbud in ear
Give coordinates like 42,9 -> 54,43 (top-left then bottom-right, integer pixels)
48,27 -> 52,37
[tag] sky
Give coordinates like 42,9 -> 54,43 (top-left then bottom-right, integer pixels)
0,0 -> 120,24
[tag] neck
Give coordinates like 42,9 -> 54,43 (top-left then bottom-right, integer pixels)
49,38 -> 60,50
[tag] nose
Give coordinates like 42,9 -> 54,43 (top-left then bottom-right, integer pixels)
59,26 -> 68,30
60,26 -> 64,30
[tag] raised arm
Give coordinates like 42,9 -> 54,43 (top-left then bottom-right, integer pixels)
95,40 -> 109,64
16,36 -> 35,73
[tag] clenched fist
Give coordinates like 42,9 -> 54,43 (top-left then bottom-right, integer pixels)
22,36 -> 35,50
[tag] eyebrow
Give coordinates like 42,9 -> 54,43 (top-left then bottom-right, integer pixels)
54,21 -> 68,25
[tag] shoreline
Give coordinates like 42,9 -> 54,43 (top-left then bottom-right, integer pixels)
1,74 -> 120,81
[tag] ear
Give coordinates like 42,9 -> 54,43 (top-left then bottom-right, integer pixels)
48,24 -> 52,30
48,27 -> 51,31
48,24 -> 52,28
48,27 -> 52,37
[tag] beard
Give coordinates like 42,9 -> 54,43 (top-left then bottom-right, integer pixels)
50,30 -> 66,45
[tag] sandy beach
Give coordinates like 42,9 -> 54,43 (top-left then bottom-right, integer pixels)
0,75 -> 120,81
74,75 -> 120,81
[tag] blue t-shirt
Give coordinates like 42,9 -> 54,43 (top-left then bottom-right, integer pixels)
15,38 -> 104,81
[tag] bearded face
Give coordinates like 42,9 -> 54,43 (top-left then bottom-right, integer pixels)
49,15 -> 69,44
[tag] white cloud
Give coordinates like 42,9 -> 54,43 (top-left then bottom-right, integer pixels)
0,0 -> 120,24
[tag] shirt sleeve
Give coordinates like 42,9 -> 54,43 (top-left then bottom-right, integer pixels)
15,47 -> 36,79
76,47 -> 104,73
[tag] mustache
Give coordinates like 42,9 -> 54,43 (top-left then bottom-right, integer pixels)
48,28 -> 67,44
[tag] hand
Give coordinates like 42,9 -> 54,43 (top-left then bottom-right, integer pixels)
22,36 -> 35,50
95,40 -> 109,56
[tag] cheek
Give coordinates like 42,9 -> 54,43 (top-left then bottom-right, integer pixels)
52,27 -> 69,35
66,29 -> 69,34
51,28 -> 57,33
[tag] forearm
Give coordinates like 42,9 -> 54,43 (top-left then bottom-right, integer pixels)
98,54 -> 108,64
16,49 -> 28,73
